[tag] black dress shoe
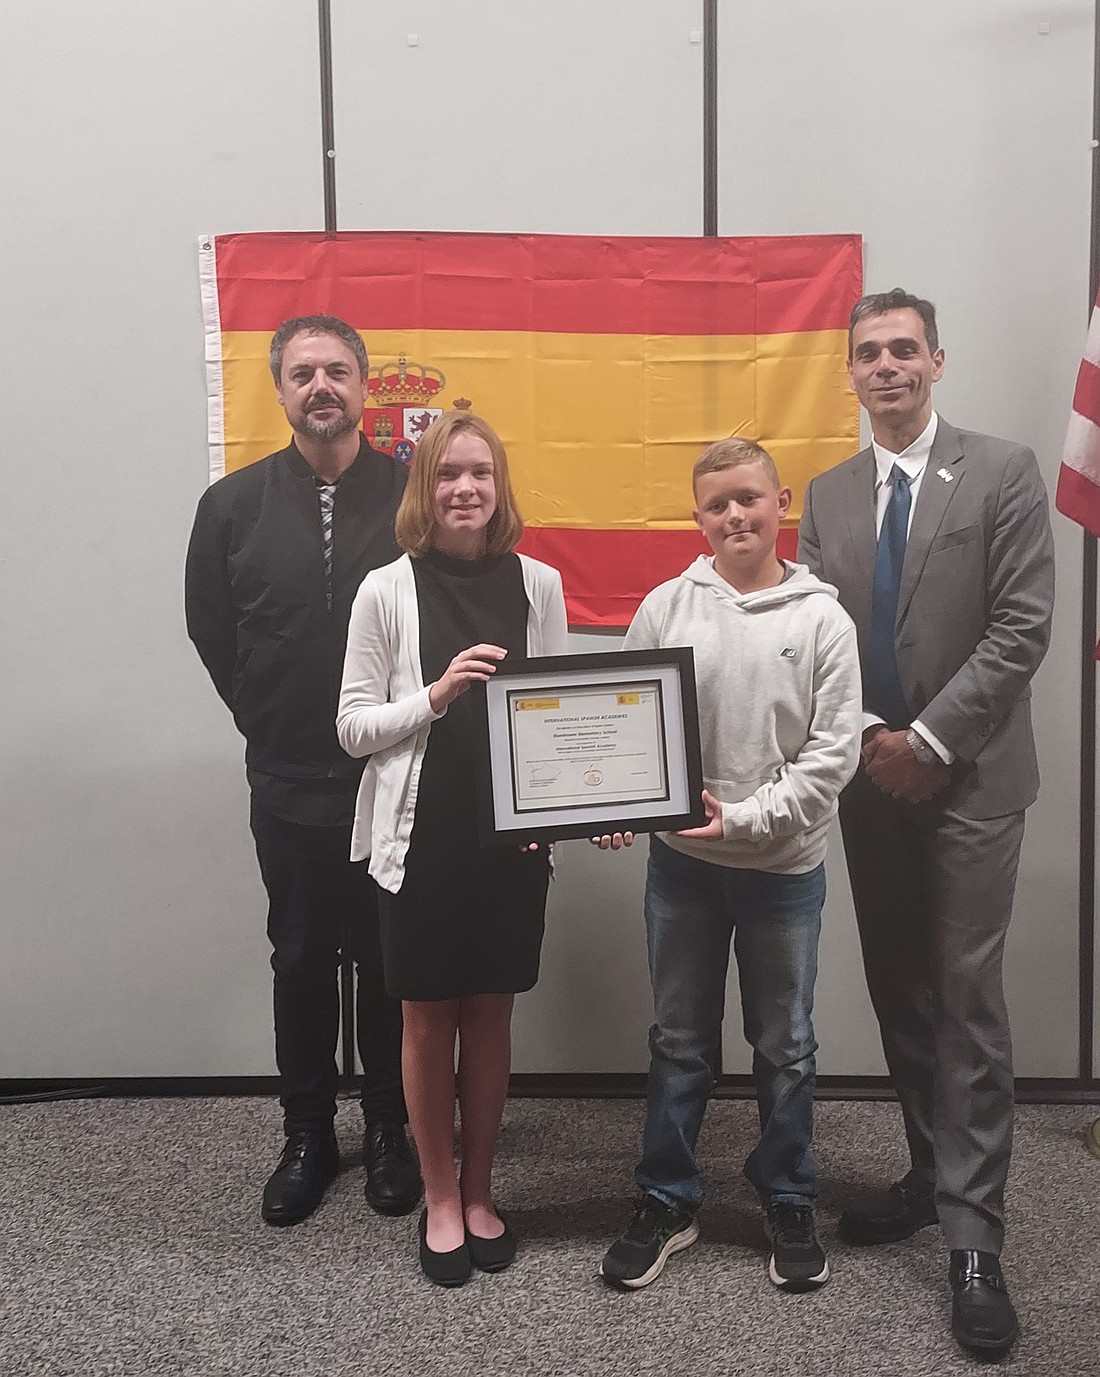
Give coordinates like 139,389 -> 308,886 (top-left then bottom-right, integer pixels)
466,1213 -> 517,1273
261,1129 -> 339,1226
839,1175 -> 938,1244
949,1250 -> 1019,1357
363,1121 -> 422,1216
419,1209 -> 472,1287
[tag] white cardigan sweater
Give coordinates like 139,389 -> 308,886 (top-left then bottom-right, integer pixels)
336,552 -> 569,890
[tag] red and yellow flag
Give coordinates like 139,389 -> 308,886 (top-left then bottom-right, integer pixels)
201,230 -> 861,626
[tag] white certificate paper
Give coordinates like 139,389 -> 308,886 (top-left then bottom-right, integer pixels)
478,648 -> 703,844
507,681 -> 669,812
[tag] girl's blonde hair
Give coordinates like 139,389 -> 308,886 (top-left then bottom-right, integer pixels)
395,410 -> 525,557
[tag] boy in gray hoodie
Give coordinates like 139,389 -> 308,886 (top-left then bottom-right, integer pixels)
600,437 -> 861,1293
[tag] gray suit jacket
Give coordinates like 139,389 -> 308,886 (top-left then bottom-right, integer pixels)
798,418 -> 1055,820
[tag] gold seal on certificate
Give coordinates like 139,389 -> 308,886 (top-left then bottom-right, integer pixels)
474,649 -> 704,845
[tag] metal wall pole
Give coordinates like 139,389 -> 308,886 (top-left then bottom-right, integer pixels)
318,0 -> 338,233
317,0 -> 355,1083
702,0 -> 718,237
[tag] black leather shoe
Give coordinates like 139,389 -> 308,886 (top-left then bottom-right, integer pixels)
363,1121 -> 422,1216
419,1209 -> 472,1287
261,1129 -> 339,1227
466,1212 -> 517,1273
839,1175 -> 938,1244
950,1250 -> 1019,1357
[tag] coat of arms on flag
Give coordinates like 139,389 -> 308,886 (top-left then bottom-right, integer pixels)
199,230 -> 862,625
364,356 -> 446,464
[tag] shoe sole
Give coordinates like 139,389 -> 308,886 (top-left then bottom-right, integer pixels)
366,1192 -> 422,1217
953,1320 -> 1020,1358
600,1221 -> 700,1290
262,1209 -> 321,1227
468,1243 -> 516,1274
768,1255 -> 830,1292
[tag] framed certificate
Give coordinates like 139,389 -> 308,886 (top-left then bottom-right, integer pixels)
474,648 -> 705,845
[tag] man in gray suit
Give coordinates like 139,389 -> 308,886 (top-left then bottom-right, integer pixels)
798,289 -> 1054,1359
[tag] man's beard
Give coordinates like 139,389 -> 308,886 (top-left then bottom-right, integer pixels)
296,407 -> 359,442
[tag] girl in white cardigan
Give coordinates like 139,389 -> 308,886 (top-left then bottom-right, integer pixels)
337,411 -> 567,1286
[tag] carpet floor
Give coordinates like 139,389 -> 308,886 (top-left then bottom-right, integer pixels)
2,1096 -> 1098,1376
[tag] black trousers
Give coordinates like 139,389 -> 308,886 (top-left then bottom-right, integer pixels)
249,796 -> 406,1134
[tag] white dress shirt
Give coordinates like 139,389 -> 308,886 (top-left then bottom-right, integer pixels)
865,412 -> 954,764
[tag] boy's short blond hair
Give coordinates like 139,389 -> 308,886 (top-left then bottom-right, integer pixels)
692,436 -> 781,494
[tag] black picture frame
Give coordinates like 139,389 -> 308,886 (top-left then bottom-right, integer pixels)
473,647 -> 705,845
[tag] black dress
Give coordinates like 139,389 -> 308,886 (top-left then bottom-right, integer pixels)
377,549 -> 551,1001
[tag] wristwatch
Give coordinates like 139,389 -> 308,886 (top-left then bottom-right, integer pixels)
905,728 -> 938,765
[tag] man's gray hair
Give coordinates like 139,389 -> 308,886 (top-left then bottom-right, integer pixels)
269,315 -> 369,383
849,289 -> 939,357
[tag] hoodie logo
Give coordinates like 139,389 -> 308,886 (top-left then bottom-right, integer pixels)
780,647 -> 797,659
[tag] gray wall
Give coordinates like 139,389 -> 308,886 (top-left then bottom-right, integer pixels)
0,0 -> 1092,1080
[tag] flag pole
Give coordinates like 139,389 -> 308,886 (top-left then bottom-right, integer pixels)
1080,0 -> 1100,1089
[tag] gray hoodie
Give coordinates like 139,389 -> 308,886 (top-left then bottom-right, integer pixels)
624,557 -> 861,873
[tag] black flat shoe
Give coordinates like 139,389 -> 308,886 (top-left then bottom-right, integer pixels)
418,1209 -> 472,1287
466,1214 -> 517,1273
839,1175 -> 938,1245
949,1250 -> 1019,1358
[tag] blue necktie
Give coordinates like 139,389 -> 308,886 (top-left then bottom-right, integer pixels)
867,465 -> 912,729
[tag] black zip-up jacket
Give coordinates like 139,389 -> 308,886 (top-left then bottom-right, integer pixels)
184,435 -> 406,782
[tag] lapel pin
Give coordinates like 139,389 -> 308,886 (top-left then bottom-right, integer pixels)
937,467 -> 954,483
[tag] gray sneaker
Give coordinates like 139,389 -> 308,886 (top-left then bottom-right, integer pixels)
600,1196 -> 699,1290
764,1202 -> 830,1292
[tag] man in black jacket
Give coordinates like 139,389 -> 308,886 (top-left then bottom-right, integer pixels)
185,314 -> 421,1226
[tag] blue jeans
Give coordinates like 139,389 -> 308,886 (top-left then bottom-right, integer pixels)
636,837 -> 825,1211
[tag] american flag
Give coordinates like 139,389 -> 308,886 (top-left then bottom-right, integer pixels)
1058,283 -> 1100,537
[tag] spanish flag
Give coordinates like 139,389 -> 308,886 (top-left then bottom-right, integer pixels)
200,231 -> 861,626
